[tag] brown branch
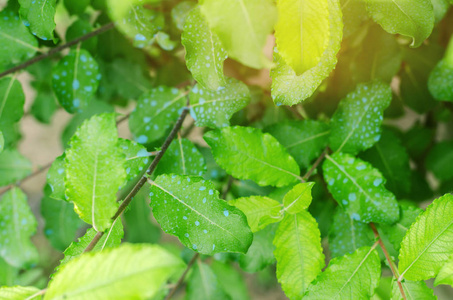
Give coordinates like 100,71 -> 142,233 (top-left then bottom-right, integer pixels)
0,161 -> 53,195
164,253 -> 199,300
84,99 -> 191,252
0,23 -> 114,79
302,148 -> 328,181
370,223 -> 406,300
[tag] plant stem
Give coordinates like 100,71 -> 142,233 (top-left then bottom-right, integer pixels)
302,148 -> 328,181
84,99 -> 190,252
0,23 -> 114,79
370,223 -> 406,300
164,253 -> 200,300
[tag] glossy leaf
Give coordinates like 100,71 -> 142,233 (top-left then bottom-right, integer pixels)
266,120 -> 330,169
274,211 -> 324,299
391,279 -> 436,300
52,48 -> 100,113
46,154 -> 66,201
129,86 -> 186,144
0,188 -> 38,268
428,59 -> 453,102
118,138 -> 151,187
271,0 -> 342,105
204,126 -> 300,187
398,193 -> 453,281
229,196 -> 283,232
283,182 -> 315,214
65,114 -> 126,232
435,253 -> 453,287
328,208 -> 374,258
0,286 -> 41,300
304,246 -> 381,299
329,81 -> 392,154
186,261 -> 230,300
150,174 -> 253,254
155,138 -> 206,176
323,153 -> 399,224
189,78 -> 250,128
46,244 -> 185,300
363,0 -> 435,47
182,6 -> 227,90
0,149 -> 32,187
106,58 -> 152,99
0,76 -> 25,146
200,0 -> 277,69
172,1 -> 197,31
0,9 -> 38,70
18,0 -> 57,42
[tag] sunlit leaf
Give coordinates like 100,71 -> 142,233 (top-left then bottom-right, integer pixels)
18,0 -> 57,42
0,149 -> 32,187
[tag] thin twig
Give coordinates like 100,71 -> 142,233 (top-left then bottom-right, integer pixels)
0,23 -> 114,79
24,288 -> 47,300
370,223 -> 407,300
302,148 -> 328,181
164,253 -> 200,300
84,99 -> 191,252
0,161 -> 53,195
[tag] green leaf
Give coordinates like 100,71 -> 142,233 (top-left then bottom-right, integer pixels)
0,9 -> 38,70
398,193 -> 453,281
200,0 -> 277,69
129,86 -> 186,144
283,182 -> 315,214
41,195 -> 83,251
150,174 -> 253,254
155,138 -> 206,176
323,153 -> 399,224
391,279 -> 436,300
380,204 -> 422,251
363,0 -> 435,47
328,208 -> 374,258
30,92 -> 57,124
0,188 -> 38,268
155,31 -> 177,51
0,131 -> 3,154
172,1 -> 197,31
329,81 -> 392,155
0,256 -> 18,286
266,120 -> 330,169
118,138 -> 151,186
0,149 -> 32,187
211,261 -> 250,300
46,244 -> 185,300
273,211 -> 324,299
190,78 -> 250,128
57,220 -> 123,272
0,76 -> 25,143
426,140 -> 453,181
341,0 -> 368,38
428,59 -> 453,101
204,126 -> 301,187
65,114 -> 126,231
46,154 -> 66,201
360,128 -> 411,198
66,19 -> 97,54
186,261 -> 230,300
229,196 -> 283,232
18,0 -> 57,42
435,253 -> 453,287
305,246 -> 381,299
182,6 -> 227,90
64,0 -> 90,15
270,0 -> 342,105
238,223 -> 276,273
51,48 -> 100,113
107,0 -> 164,50
0,286 -> 41,300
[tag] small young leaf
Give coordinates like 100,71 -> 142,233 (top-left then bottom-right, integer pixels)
129,86 -> 186,144
274,211 -> 324,299
41,195 -> 83,251
46,154 -> 66,201
18,0 -> 57,42
426,140 -> 453,181
304,246 -> 381,299
271,0 -> 342,105
363,0 -> 435,47
204,126 -> 300,187
0,286 -> 41,300
189,78 -> 250,128
435,253 -> 453,287
150,174 -> 253,254
328,208 -> 374,258
182,6 -> 227,90
283,182 -> 315,214
229,196 -> 283,232
391,279 -> 436,300
0,188 -> 38,268
118,138 -> 151,186
398,193 -> 453,281
323,153 -> 399,224
46,244 -> 185,300
200,0 -> 277,69
238,224 -> 276,273
52,48 -> 100,113
154,138 -> 206,177
0,9 -> 38,70
329,81 -> 392,154
428,60 -> 453,102
65,114 -> 126,232
266,120 -> 330,169
186,261 -> 230,300
0,149 -> 32,187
